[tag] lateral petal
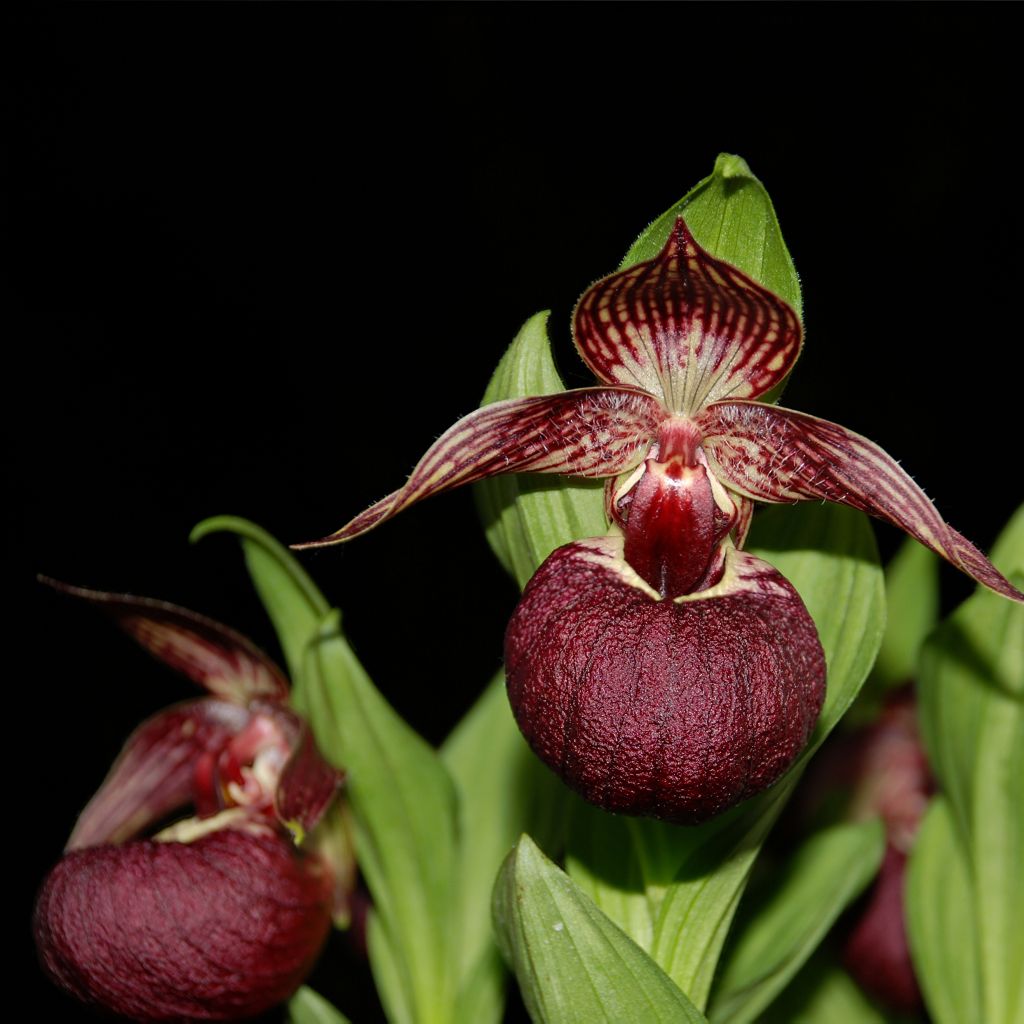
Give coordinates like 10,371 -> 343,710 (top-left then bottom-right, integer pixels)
297,387 -> 663,547
68,699 -> 250,850
40,579 -> 291,703
699,401 -> 1024,602
574,218 -> 801,414
275,721 -> 344,840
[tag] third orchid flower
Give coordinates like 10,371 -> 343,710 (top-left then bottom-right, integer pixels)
299,160 -> 1023,825
34,579 -> 349,1021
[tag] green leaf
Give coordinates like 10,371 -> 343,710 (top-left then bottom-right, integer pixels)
757,949 -> 890,1024
566,503 -> 884,1009
565,804 -> 658,955
620,153 -> 802,320
440,673 -> 568,1024
289,986 -> 354,1024
303,612 -> 460,1024
871,538 -> 940,690
473,312 -> 606,590
190,515 -> 329,681
367,910 -> 416,1024
707,819 -> 885,1024
906,796 -> 983,1024
914,507 -> 1023,1024
493,835 -> 708,1024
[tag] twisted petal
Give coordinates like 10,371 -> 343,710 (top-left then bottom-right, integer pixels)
297,387 -> 663,547
574,218 -> 802,414
41,579 -> 291,703
68,699 -> 250,850
699,401 -> 1024,602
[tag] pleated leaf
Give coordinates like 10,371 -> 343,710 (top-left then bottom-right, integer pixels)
914,506 -> 1023,1024
302,614 -> 460,1024
707,819 -> 885,1024
906,796 -> 983,1024
493,835 -> 708,1024
757,950 -> 890,1024
440,674 -> 567,1024
871,538 -> 940,689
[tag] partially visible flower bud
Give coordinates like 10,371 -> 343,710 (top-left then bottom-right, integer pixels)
842,844 -> 921,1015
803,691 -> 930,1014
838,693 -> 929,1013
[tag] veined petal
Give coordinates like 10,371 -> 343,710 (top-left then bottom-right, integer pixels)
68,699 -> 251,850
296,387 -> 663,547
574,218 -> 801,415
699,401 -> 1024,602
41,579 -> 291,703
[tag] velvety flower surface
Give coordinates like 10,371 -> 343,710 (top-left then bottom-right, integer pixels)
300,220 -> 1023,823
35,827 -> 334,1022
34,582 -> 344,1022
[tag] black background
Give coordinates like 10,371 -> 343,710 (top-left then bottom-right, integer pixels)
9,5 -> 1020,1021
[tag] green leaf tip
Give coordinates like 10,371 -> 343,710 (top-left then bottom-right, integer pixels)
288,986 -> 353,1024
714,153 -> 754,180
621,153 -> 801,321
189,514 -> 330,616
190,515 -> 333,683
494,834 -> 708,1024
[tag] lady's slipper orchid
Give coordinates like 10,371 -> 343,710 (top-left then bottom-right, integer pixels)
34,581 -> 346,1021
299,219 -> 1023,823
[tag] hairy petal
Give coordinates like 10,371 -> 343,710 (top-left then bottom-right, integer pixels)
297,387 -> 663,547
40,579 -> 291,703
574,218 -> 802,414
699,401 -> 1024,602
69,699 -> 250,851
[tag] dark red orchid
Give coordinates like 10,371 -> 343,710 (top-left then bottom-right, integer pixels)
839,692 -> 931,1015
299,219 -> 1023,823
34,581 -> 346,1022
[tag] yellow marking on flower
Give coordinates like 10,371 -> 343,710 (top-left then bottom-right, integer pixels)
283,819 -> 306,847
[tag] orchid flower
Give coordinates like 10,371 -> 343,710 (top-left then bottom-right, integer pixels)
34,580 -> 347,1022
299,219 -> 1022,824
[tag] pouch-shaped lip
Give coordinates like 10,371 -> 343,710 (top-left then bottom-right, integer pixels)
34,825 -> 334,1022
505,537 -> 826,823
